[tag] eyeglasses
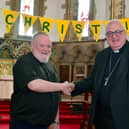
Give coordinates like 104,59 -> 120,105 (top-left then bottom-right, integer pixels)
106,30 -> 125,37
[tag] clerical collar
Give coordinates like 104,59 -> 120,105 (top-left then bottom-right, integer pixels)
113,50 -> 120,53
111,43 -> 126,54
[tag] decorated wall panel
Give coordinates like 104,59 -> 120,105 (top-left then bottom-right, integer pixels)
0,38 -> 31,99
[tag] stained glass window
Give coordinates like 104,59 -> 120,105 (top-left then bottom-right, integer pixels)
78,0 -> 90,37
19,0 -> 34,36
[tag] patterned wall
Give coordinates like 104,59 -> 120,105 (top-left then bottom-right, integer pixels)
0,38 -> 31,76
53,40 -> 104,64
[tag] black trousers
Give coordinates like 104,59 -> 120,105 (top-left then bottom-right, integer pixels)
9,119 -> 48,129
94,114 -> 116,129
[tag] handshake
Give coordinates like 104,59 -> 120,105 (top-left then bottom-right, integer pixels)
61,82 -> 75,96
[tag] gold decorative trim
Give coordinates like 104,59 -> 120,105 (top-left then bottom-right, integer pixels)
0,59 -> 16,76
110,0 -> 125,19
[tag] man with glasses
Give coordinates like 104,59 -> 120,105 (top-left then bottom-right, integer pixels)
70,20 -> 129,129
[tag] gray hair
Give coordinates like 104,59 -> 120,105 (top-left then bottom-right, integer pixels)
32,32 -> 49,42
106,19 -> 125,32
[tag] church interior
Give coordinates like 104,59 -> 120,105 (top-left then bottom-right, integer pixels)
0,0 -> 129,129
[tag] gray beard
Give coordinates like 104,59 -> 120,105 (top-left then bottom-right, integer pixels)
33,52 -> 51,63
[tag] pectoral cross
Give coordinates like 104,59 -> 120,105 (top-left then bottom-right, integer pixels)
104,77 -> 109,86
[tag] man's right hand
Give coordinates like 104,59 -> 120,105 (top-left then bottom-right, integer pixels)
62,82 -> 75,96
